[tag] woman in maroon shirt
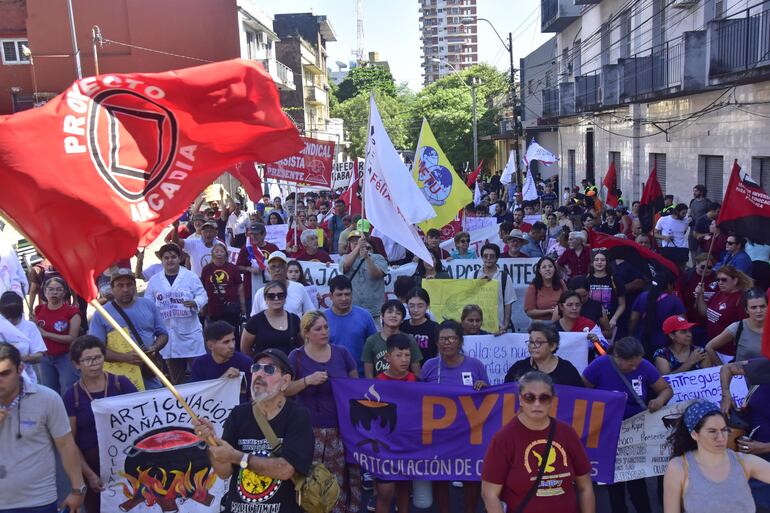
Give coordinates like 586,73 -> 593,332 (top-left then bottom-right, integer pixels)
695,265 -> 752,356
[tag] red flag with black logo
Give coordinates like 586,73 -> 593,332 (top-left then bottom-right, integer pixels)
717,159 -> 770,245
603,160 -> 619,208
638,161 -> 664,233
0,59 -> 302,300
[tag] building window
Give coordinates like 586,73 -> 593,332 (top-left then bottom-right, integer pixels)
2,39 -> 30,65
568,150 -> 576,190
650,153 -> 667,193
752,156 -> 770,193
698,155 -> 724,202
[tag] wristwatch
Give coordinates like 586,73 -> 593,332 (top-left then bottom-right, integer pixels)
72,484 -> 87,495
239,452 -> 250,470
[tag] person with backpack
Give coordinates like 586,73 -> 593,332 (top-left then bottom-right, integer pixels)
63,335 -> 137,513
474,243 -> 517,333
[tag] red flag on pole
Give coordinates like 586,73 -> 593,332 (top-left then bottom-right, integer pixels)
229,161 -> 264,204
466,160 -> 483,187
0,59 -> 302,300
638,161 -> 664,232
717,159 -> 770,245
603,160 -> 619,208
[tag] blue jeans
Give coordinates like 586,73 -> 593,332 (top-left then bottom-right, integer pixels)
39,354 -> 79,394
1,502 -> 57,513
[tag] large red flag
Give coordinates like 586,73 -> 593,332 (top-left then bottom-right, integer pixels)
229,161 -> 264,203
592,232 -> 679,277
603,160 -> 619,208
0,59 -> 302,300
717,159 -> 770,245
638,162 -> 664,232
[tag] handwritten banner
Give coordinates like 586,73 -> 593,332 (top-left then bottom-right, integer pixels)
665,365 -> 749,408
422,279 -> 499,333
264,136 -> 335,187
465,333 -> 590,384
332,379 -> 625,483
92,377 -> 241,513
331,160 -> 363,192
265,224 -> 288,250
463,216 -> 497,233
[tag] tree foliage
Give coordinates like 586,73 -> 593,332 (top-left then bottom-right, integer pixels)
334,64 -> 397,103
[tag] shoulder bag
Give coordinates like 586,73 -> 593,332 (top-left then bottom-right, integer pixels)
251,404 -> 340,513
608,356 -> 648,411
110,300 -> 163,378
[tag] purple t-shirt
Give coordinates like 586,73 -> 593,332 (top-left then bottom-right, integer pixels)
190,352 -> 253,403
582,355 -> 660,419
63,374 -> 137,450
631,291 -> 686,351
289,345 -> 356,428
420,356 -> 489,386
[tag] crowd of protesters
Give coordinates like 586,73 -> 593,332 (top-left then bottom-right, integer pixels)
2,172 -> 770,513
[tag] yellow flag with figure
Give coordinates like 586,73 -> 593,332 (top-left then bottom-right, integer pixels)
412,119 -> 473,231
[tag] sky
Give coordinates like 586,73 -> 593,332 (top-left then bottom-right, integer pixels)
258,0 -> 553,91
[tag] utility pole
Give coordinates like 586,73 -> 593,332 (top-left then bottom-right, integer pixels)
471,78 -> 478,169
508,31 -> 521,182
66,0 -> 82,79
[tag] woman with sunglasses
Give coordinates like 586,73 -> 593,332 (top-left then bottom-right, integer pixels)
34,276 -> 82,394
421,320 -> 489,513
63,336 -> 137,513
286,311 -> 360,513
696,265 -> 753,358
583,337 -> 673,513
504,321 -> 583,387
663,400 -> 770,513
240,281 -> 301,359
449,231 -> 477,260
524,256 -> 566,321
482,371 -> 595,513
705,288 -> 767,366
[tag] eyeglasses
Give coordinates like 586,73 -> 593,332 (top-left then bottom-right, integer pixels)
79,355 -> 104,365
458,239 -> 470,243
726,241 -> 736,246
527,340 -> 549,348
697,264 -> 714,270
520,393 -> 554,404
265,292 -> 287,300
703,427 -> 732,439
250,363 -> 278,375
717,277 -> 730,283
438,335 -> 460,343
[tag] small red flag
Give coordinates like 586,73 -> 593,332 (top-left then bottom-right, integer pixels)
603,160 -> 619,208
466,160 -> 483,187
717,160 -> 770,245
229,161 -> 264,203
638,162 -> 664,232
0,59 -> 302,300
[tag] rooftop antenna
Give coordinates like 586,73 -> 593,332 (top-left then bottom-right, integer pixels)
355,0 -> 364,64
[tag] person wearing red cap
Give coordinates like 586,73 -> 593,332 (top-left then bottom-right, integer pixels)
653,315 -> 711,375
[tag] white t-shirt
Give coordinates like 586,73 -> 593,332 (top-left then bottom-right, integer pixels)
183,238 -> 220,276
14,319 -> 46,383
655,216 -> 689,248
226,211 -> 250,236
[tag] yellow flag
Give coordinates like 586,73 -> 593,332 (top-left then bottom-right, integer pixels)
421,279 -> 499,333
412,119 -> 473,231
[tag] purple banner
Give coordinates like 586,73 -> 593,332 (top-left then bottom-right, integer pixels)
331,379 -> 625,483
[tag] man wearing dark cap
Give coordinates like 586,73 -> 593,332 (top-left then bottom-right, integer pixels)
194,348 -> 314,513
88,268 -> 168,389
172,218 -> 222,276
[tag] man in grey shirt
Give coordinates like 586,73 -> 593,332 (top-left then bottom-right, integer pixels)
0,343 -> 86,513
340,231 -> 388,322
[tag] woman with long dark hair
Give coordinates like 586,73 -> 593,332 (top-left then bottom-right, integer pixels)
524,256 -> 566,321
586,249 -> 626,332
628,269 -> 686,357
696,265 -> 753,357
663,400 -> 770,513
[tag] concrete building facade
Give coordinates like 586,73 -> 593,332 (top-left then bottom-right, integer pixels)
419,0 -> 478,85
525,0 -> 770,203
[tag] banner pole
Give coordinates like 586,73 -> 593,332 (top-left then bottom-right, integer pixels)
698,228 -> 719,290
89,299 -> 217,445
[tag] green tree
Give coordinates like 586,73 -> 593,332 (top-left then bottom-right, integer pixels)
335,64 -> 397,103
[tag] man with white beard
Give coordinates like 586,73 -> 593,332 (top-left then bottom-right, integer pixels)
194,348 -> 315,513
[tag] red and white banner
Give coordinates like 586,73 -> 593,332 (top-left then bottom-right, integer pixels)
264,136 -> 335,187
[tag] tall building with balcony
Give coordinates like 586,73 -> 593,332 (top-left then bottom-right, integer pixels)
419,0 -> 478,86
529,0 -> 770,203
237,1 -> 295,93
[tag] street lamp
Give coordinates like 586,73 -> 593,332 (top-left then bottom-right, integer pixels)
430,58 -> 478,169
461,17 -> 519,173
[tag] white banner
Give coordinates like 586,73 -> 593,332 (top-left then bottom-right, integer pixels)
92,378 -> 241,513
664,365 -> 749,408
331,160 -> 362,192
463,216 -> 497,233
440,222 -> 502,256
265,224 -> 288,250
465,332 -> 590,385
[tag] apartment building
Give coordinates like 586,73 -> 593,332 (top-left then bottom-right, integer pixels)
419,0 -> 479,85
523,0 -> 770,203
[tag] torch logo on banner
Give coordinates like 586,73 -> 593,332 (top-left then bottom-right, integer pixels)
349,385 -> 397,453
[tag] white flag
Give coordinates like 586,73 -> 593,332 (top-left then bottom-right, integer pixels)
522,167 -> 538,201
500,150 -> 516,185
473,181 -> 482,206
364,96 -> 434,264
523,141 -> 559,167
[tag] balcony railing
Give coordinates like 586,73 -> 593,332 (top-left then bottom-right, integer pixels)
575,71 -> 601,111
709,3 -> 770,76
541,0 -> 581,33
620,38 -> 682,99
304,85 -> 327,105
258,58 -> 296,91
542,87 -> 559,117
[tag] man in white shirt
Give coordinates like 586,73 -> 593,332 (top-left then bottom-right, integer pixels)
173,219 -> 221,276
225,200 -> 249,247
250,252 -> 314,317
655,203 -> 689,248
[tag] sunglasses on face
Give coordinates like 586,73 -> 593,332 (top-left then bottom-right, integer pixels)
520,393 -> 554,404
459,239 -> 470,243
265,292 -> 287,300
726,241 -> 736,246
717,277 -> 730,283
250,363 -> 278,375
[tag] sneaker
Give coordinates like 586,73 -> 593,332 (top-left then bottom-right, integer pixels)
451,481 -> 463,488
366,495 -> 376,512
362,472 -> 374,491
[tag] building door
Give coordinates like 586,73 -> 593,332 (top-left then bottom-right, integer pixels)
754,156 -> 770,193
650,153 -> 667,193
699,155 -> 724,202
586,130 -> 595,184
568,150 -> 576,190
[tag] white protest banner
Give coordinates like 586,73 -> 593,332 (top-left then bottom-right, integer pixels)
523,214 -> 542,226
465,332 -> 589,384
331,160 -> 363,192
665,365 -> 749,408
463,216 -> 497,233
92,377 -> 241,513
265,224 -> 288,250
440,222 -> 500,255
613,401 -> 693,483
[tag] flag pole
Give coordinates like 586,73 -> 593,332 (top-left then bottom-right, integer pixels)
89,299 -> 218,446
698,227 -> 719,290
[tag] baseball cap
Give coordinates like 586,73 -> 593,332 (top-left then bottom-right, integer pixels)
201,220 -> 218,230
110,268 -> 136,284
348,230 -> 363,240
507,229 -> 527,241
252,348 -> 294,378
266,251 -> 288,264
662,315 -> 697,335
356,219 -> 372,233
